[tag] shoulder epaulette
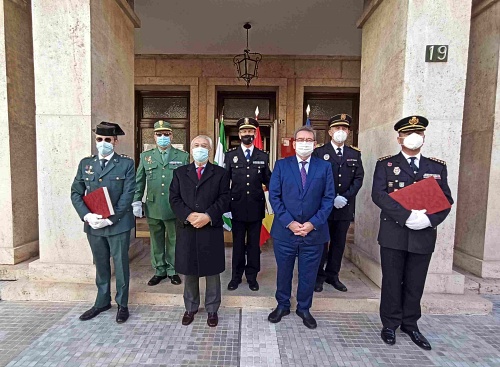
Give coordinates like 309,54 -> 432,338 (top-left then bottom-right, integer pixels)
120,154 -> 133,160
429,157 -> 446,165
86,154 -> 96,158
228,147 -> 237,152
349,145 -> 361,152
378,155 -> 394,161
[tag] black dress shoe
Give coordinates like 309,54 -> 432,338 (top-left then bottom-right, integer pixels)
168,274 -> 182,285
401,327 -> 432,350
116,306 -> 129,324
148,275 -> 168,286
325,277 -> 347,292
79,304 -> 111,321
207,312 -> 218,327
268,308 -> 290,323
248,280 -> 259,291
182,310 -> 198,326
295,310 -> 317,329
227,279 -> 242,291
314,283 -> 323,292
381,327 -> 396,345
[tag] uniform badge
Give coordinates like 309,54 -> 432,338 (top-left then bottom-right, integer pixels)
387,162 -> 392,167
393,167 -> 401,175
323,154 -> 330,160
85,165 -> 94,175
399,182 -> 404,188
388,182 -> 393,188
146,156 -> 152,164
233,156 -> 238,163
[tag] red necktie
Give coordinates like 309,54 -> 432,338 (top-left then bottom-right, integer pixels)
197,166 -> 203,180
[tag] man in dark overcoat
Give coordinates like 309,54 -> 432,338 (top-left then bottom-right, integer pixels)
169,135 -> 230,328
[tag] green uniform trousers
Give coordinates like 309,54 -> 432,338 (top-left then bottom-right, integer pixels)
147,217 -> 177,276
87,231 -> 130,308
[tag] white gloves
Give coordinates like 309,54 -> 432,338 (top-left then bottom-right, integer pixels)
84,213 -> 113,229
334,196 -> 348,209
405,209 -> 431,230
84,213 -> 102,225
132,201 -> 143,218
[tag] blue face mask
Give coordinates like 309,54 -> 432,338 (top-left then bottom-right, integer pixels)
96,141 -> 114,156
157,135 -> 171,148
192,147 -> 209,163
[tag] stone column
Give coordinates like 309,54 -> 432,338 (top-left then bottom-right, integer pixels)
347,0 -> 471,294
0,0 -> 38,265
29,0 -> 139,282
454,0 -> 500,279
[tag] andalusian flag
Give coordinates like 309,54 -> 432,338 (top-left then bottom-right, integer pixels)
214,113 -> 232,231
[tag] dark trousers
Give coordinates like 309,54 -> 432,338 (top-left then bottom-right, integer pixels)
273,238 -> 323,312
183,274 -> 221,313
231,219 -> 261,282
316,220 -> 351,283
87,231 -> 131,308
380,246 -> 432,331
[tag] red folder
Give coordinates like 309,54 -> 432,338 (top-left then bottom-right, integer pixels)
389,177 -> 451,215
83,187 -> 115,218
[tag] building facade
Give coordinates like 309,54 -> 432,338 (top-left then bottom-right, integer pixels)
0,0 -> 499,308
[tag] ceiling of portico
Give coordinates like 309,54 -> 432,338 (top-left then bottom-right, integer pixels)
134,0 -> 363,56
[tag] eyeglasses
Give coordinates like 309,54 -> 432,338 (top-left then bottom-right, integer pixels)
96,137 -> 113,143
295,138 -> 315,143
155,132 -> 172,137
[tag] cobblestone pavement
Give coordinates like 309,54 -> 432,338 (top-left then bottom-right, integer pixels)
0,292 -> 499,367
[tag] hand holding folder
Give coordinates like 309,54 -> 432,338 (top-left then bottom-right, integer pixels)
82,187 -> 115,219
388,177 -> 451,215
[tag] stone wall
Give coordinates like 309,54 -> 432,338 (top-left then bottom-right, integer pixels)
135,54 -> 362,146
0,0 -> 38,264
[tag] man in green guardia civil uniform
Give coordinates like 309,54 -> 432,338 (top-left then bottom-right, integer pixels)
71,122 -> 135,324
133,120 -> 189,286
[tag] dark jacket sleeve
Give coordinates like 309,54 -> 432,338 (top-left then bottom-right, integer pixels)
205,169 -> 231,227
263,153 -> 272,188
371,160 -> 411,227
169,169 -> 193,222
308,163 -> 335,229
107,159 -> 136,223
269,160 -> 295,228
427,164 -> 454,227
70,159 -> 91,220
342,152 -> 364,200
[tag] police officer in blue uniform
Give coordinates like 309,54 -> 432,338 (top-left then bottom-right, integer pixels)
71,122 -> 136,324
312,114 -> 364,293
372,116 -> 453,350
224,117 -> 272,291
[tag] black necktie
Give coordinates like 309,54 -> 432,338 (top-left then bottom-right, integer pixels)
409,157 -> 418,173
336,148 -> 342,158
100,158 -> 107,170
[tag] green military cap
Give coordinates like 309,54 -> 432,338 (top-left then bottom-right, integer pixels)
394,115 -> 429,132
328,114 -> 352,128
154,120 -> 172,132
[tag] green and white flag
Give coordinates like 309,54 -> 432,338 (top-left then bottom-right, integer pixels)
214,114 -> 233,231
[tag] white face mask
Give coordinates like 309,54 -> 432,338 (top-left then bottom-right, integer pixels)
402,133 -> 424,150
333,130 -> 348,144
192,147 -> 209,163
295,142 -> 315,157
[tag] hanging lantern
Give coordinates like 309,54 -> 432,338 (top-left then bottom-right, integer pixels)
233,23 -> 262,87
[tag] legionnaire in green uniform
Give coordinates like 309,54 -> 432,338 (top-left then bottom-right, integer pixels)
71,122 -> 136,324
132,120 -> 189,286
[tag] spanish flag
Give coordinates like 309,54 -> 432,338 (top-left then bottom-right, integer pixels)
260,190 -> 274,246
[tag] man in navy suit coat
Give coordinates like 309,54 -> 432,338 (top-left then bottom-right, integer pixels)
268,126 -> 334,329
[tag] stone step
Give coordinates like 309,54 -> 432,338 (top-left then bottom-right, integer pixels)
0,279 -> 491,315
0,257 -> 36,280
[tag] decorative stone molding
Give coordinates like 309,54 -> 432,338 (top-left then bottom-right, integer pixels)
357,0 -> 385,29
472,0 -> 499,17
114,0 -> 140,28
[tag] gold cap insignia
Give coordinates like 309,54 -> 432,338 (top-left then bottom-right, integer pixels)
341,114 -> 347,120
409,116 -> 419,125
159,120 -> 164,127
244,118 -> 249,124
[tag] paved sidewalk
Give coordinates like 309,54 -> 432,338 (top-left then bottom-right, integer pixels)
0,289 -> 499,367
